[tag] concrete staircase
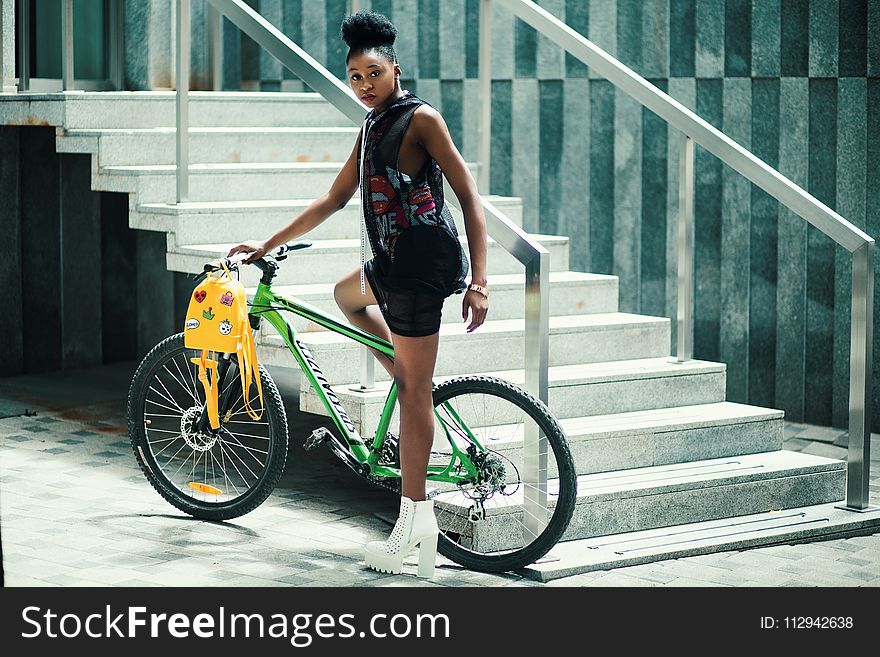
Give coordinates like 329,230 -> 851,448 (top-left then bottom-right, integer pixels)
3,91 -> 878,581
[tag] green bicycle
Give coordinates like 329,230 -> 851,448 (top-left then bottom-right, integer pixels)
127,243 -> 576,572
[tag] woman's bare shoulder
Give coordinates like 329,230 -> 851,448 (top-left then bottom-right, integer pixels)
409,104 -> 447,145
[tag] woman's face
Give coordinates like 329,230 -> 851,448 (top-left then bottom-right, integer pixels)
347,50 -> 400,109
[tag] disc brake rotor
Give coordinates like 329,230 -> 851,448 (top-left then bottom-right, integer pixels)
179,406 -> 219,452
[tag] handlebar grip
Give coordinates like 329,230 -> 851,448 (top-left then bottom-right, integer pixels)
192,268 -> 210,283
279,241 -> 311,254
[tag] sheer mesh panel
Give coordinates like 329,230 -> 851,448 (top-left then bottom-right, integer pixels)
355,92 -> 471,337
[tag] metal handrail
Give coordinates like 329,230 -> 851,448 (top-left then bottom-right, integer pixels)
181,0 -> 552,531
482,0 -> 875,511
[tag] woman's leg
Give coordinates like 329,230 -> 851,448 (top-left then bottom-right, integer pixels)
333,268 -> 395,377
391,331 -> 440,501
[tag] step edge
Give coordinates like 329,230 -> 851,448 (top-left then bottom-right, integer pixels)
524,502 -> 880,581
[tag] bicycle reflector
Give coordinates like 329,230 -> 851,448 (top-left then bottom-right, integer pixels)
188,482 -> 223,495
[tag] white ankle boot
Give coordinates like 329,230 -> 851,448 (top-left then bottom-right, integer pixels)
365,496 -> 439,578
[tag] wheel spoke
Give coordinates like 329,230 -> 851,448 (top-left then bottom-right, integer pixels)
145,395 -> 184,415
215,438 -> 253,488
169,357 -> 199,405
171,444 -> 197,480
220,427 -> 269,458
218,435 -> 262,480
148,383 -> 184,413
163,362 -> 196,405
152,435 -> 185,458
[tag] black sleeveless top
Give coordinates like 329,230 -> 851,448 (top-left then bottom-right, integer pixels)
357,92 -> 469,296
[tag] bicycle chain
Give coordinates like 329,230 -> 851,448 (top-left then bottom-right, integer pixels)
366,448 -> 454,496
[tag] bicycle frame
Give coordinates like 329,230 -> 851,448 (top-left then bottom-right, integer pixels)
249,279 -> 482,485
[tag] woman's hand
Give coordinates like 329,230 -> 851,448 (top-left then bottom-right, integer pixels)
462,289 -> 489,333
226,240 -> 267,263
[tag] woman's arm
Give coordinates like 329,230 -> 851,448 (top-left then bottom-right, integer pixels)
227,133 -> 362,261
412,106 -> 489,332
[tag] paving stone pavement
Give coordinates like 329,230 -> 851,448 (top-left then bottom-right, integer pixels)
0,361 -> 878,587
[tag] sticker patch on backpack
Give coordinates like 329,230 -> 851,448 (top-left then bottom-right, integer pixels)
220,292 -> 234,306
219,320 -> 233,335
185,318 -> 200,330
202,307 -> 215,320
194,290 -> 207,303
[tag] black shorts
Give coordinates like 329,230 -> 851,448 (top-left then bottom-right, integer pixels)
364,258 -> 449,338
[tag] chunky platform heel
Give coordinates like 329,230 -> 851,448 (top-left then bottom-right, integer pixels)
364,496 -> 440,577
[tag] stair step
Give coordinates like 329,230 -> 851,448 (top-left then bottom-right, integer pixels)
58,126 -> 362,165
96,161 -> 480,202
295,357 -> 728,429
170,234 -> 570,285
490,401 -> 784,475
432,450 -> 844,555
524,501 -> 880,582
0,91 -> 354,129
247,270 -> 618,329
262,313 -> 670,384
136,195 -> 523,241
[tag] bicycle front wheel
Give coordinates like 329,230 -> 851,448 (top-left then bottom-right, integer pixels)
429,376 -> 576,573
127,332 -> 288,521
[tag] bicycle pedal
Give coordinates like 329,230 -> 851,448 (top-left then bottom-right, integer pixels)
304,427 -> 332,451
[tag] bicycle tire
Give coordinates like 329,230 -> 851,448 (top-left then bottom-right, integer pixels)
429,375 -> 576,573
127,332 -> 289,521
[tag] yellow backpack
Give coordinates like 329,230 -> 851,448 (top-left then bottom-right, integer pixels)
184,262 -> 262,429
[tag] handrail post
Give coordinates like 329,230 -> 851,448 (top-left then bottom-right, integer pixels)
355,346 -> 375,391
176,0 -> 190,203
836,241 -> 876,512
524,253 -> 549,404
676,133 -> 695,362
478,0 -> 492,193
208,3 -> 223,91
523,249 -> 550,537
61,0 -> 73,90
108,0 -> 124,90
16,0 -> 28,91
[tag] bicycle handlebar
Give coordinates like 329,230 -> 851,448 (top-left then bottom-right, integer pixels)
192,241 -> 312,283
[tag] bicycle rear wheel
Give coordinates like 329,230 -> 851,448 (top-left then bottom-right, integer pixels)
429,376 -> 576,573
127,332 -> 288,521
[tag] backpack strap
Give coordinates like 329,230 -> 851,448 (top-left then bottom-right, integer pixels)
191,350 -> 221,430
237,301 -> 264,421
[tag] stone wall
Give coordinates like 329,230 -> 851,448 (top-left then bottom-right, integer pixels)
0,126 -> 189,375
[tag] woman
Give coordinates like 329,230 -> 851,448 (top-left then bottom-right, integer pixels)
227,11 -> 489,578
